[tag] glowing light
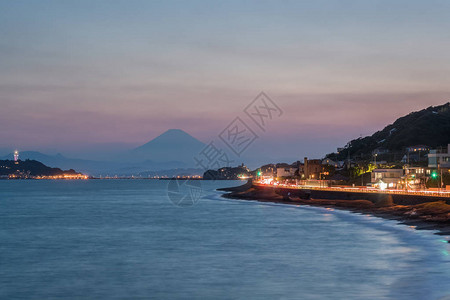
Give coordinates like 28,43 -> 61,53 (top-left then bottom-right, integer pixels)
379,181 -> 387,190
260,177 -> 274,185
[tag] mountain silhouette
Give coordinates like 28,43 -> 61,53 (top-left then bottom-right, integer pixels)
127,129 -> 206,166
2,130 -> 208,175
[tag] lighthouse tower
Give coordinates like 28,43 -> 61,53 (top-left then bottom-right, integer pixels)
14,150 -> 19,164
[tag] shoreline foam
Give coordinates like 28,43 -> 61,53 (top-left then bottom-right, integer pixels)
219,181 -> 450,238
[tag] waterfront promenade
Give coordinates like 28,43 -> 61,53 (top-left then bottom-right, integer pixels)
253,182 -> 450,199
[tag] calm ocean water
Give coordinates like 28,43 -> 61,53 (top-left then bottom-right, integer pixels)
0,180 -> 449,300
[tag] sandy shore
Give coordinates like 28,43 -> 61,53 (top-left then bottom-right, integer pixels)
219,181 -> 450,238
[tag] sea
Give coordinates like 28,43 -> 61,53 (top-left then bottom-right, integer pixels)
0,180 -> 449,300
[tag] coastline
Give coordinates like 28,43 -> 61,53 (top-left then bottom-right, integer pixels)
219,181 -> 450,238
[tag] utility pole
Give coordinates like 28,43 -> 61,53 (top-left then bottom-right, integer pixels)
438,163 -> 442,191
361,171 -> 364,187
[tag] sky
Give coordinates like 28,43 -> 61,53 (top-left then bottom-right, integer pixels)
1,0 -> 450,163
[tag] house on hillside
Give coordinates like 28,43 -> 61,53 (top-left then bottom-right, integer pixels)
428,144 -> 450,168
406,145 -> 429,153
322,158 -> 346,169
401,145 -> 430,164
322,158 -> 337,167
372,148 -> 389,155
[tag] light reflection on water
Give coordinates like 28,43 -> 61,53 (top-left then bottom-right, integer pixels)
0,180 -> 449,300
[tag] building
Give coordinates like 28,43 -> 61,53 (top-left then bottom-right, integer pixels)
404,167 -> 426,177
260,164 -> 276,177
371,169 -> 404,189
304,157 -> 323,179
322,158 -> 337,167
402,167 -> 427,190
406,145 -> 429,153
14,150 -> 19,165
428,144 -> 450,168
322,158 -> 345,169
276,167 -> 297,178
372,148 -> 389,155
401,145 -> 430,164
401,153 -> 422,164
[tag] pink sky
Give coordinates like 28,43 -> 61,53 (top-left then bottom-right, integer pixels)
2,1 -> 450,161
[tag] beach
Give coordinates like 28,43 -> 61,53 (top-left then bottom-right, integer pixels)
220,181 -> 450,238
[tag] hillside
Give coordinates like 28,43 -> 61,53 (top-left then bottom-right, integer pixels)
328,102 -> 450,160
0,151 -> 109,172
0,159 -> 82,178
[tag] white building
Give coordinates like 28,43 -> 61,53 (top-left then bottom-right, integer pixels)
428,144 -> 450,168
371,169 -> 404,189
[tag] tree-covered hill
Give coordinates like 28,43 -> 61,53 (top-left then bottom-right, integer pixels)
327,102 -> 450,161
0,159 -> 81,177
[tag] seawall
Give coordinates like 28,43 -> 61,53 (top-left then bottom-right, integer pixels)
265,185 -> 450,206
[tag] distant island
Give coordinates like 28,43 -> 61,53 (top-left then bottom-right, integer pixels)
0,159 -> 87,179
